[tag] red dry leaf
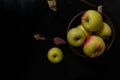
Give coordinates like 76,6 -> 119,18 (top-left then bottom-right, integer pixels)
53,37 -> 66,45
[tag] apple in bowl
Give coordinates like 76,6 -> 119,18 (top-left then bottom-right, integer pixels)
83,35 -> 105,58
95,22 -> 112,39
67,27 -> 86,47
76,24 -> 91,37
81,10 -> 103,32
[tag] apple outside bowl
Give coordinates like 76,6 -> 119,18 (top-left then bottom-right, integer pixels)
67,11 -> 115,58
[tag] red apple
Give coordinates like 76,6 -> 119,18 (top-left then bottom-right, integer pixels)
83,35 -> 105,58
81,10 -> 103,32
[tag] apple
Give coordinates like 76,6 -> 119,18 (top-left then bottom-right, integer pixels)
83,35 -> 105,58
47,47 -> 63,63
81,10 -> 103,32
95,22 -> 112,39
77,24 -> 91,37
67,28 -> 86,47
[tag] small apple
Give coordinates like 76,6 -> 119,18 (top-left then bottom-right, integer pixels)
95,22 -> 112,39
81,10 -> 103,32
76,24 -> 91,37
47,47 -> 63,63
67,28 -> 86,47
83,35 -> 105,58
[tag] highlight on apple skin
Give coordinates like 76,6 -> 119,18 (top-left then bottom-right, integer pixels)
81,10 -> 103,32
67,28 -> 86,47
83,35 -> 106,58
95,22 -> 112,39
47,47 -> 63,63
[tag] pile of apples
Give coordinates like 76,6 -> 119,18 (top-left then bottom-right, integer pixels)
67,10 -> 112,58
46,10 -> 112,63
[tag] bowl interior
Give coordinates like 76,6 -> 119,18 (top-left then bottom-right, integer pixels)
67,11 -> 115,58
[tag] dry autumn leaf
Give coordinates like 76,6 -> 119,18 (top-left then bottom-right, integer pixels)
47,0 -> 57,11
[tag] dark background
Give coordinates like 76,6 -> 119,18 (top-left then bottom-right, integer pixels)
1,0 -> 119,80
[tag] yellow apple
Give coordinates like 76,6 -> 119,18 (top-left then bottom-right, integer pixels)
77,24 -> 91,37
67,28 -> 86,47
95,22 -> 112,39
47,47 -> 63,63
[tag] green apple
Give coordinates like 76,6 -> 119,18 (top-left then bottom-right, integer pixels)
77,24 -> 91,37
81,10 -> 103,32
95,22 -> 112,39
83,35 -> 105,58
47,47 -> 63,63
67,28 -> 86,47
